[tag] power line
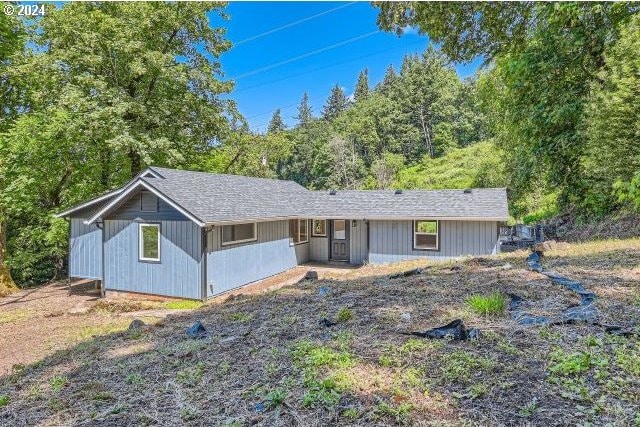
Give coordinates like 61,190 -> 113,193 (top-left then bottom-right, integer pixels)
230,30 -> 380,80
233,40 -> 427,95
245,101 -> 300,121
234,2 -> 357,47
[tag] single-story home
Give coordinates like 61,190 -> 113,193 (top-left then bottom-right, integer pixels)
57,167 -> 509,300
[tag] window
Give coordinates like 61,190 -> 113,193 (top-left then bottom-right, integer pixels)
413,220 -> 438,250
333,220 -> 346,239
140,190 -> 158,212
312,219 -> 327,237
221,223 -> 257,246
139,224 -> 160,261
289,219 -> 309,244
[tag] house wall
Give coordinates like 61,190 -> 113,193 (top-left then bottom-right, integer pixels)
368,220 -> 498,264
103,191 -> 203,299
310,236 -> 329,262
69,218 -> 102,280
206,220 -> 308,297
350,220 -> 368,264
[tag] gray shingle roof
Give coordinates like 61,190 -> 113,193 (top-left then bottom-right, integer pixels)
143,167 -> 309,223
143,167 -> 509,223
302,189 -> 509,220
64,167 -> 509,223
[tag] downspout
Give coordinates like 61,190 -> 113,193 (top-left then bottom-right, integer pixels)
201,227 -> 207,302
96,219 -> 105,297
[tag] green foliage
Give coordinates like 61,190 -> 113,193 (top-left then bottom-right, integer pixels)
465,292 -> 506,316
336,307 -> 353,322
322,84 -> 349,121
0,394 -> 8,407
1,2 -> 238,285
265,386 -> 288,408
49,376 -> 68,393
375,2 -> 640,218
548,349 -> 594,376
295,92 -> 314,126
582,15 -> 640,215
354,68 -> 370,102
163,300 -> 203,310
440,350 -> 494,382
395,141 -> 505,190
374,401 -> 413,423
267,109 -> 286,134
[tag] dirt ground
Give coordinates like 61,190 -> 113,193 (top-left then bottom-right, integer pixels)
0,239 -> 639,426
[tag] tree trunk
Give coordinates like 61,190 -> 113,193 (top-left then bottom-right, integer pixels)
0,218 -> 18,296
129,148 -> 142,177
418,108 -> 434,158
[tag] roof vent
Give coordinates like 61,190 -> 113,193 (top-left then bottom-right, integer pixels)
394,189 -> 403,194
463,189 -> 472,194
329,189 -> 337,195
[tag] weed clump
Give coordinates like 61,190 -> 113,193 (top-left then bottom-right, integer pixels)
466,292 -> 506,316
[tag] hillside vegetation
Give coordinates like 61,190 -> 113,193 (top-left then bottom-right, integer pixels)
1,4 -> 640,287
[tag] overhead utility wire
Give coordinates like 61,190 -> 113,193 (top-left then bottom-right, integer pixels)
233,40 -> 426,94
234,2 -> 357,46
230,30 -> 380,80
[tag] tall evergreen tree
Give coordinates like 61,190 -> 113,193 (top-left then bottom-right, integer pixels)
322,84 -> 349,121
267,109 -> 286,133
377,64 -> 398,94
354,68 -> 370,102
295,92 -> 313,126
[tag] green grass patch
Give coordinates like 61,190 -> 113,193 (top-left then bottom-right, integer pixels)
0,309 -> 33,324
336,307 -> 353,322
228,312 -> 254,323
49,376 -> 68,393
441,350 -> 495,382
0,395 -> 9,407
163,300 -> 203,310
465,292 -> 506,316
374,401 -> 413,423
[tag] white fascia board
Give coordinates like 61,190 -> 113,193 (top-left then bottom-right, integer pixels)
55,189 -> 124,218
84,180 -> 205,227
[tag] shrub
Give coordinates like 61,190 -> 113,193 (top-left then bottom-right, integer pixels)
0,395 -> 9,407
466,293 -> 506,316
336,307 -> 353,322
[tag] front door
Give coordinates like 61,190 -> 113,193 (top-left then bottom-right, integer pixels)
330,219 -> 350,261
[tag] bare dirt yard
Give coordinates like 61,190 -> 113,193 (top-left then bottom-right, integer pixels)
1,239 -> 639,426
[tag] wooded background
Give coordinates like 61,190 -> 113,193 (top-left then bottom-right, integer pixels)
1,2 -> 639,288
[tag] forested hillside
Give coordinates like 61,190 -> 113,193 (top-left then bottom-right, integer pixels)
1,2 -> 639,287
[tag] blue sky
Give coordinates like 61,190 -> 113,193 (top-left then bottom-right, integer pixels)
214,2 -> 483,132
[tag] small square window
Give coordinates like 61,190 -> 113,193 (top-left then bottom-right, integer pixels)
289,219 -> 309,245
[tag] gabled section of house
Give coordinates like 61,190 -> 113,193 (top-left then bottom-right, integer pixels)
57,167 -> 509,300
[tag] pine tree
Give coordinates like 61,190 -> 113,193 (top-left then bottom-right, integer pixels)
322,84 -> 349,121
354,68 -> 370,102
267,109 -> 286,133
295,92 -> 313,126
377,64 -> 398,94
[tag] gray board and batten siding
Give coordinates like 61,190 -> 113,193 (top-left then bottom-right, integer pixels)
368,220 -> 498,264
206,220 -> 309,298
102,190 -> 204,299
69,217 -> 103,280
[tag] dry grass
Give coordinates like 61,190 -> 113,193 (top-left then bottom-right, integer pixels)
0,239 -> 639,426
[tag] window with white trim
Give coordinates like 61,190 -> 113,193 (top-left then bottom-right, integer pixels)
139,223 -> 160,261
289,219 -> 309,245
221,223 -> 257,246
413,220 -> 438,250
312,219 -> 327,237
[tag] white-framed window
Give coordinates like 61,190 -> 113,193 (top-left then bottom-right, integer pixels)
289,219 -> 309,245
140,190 -> 158,212
312,219 -> 327,237
139,223 -> 161,262
413,220 -> 439,250
221,222 -> 257,246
